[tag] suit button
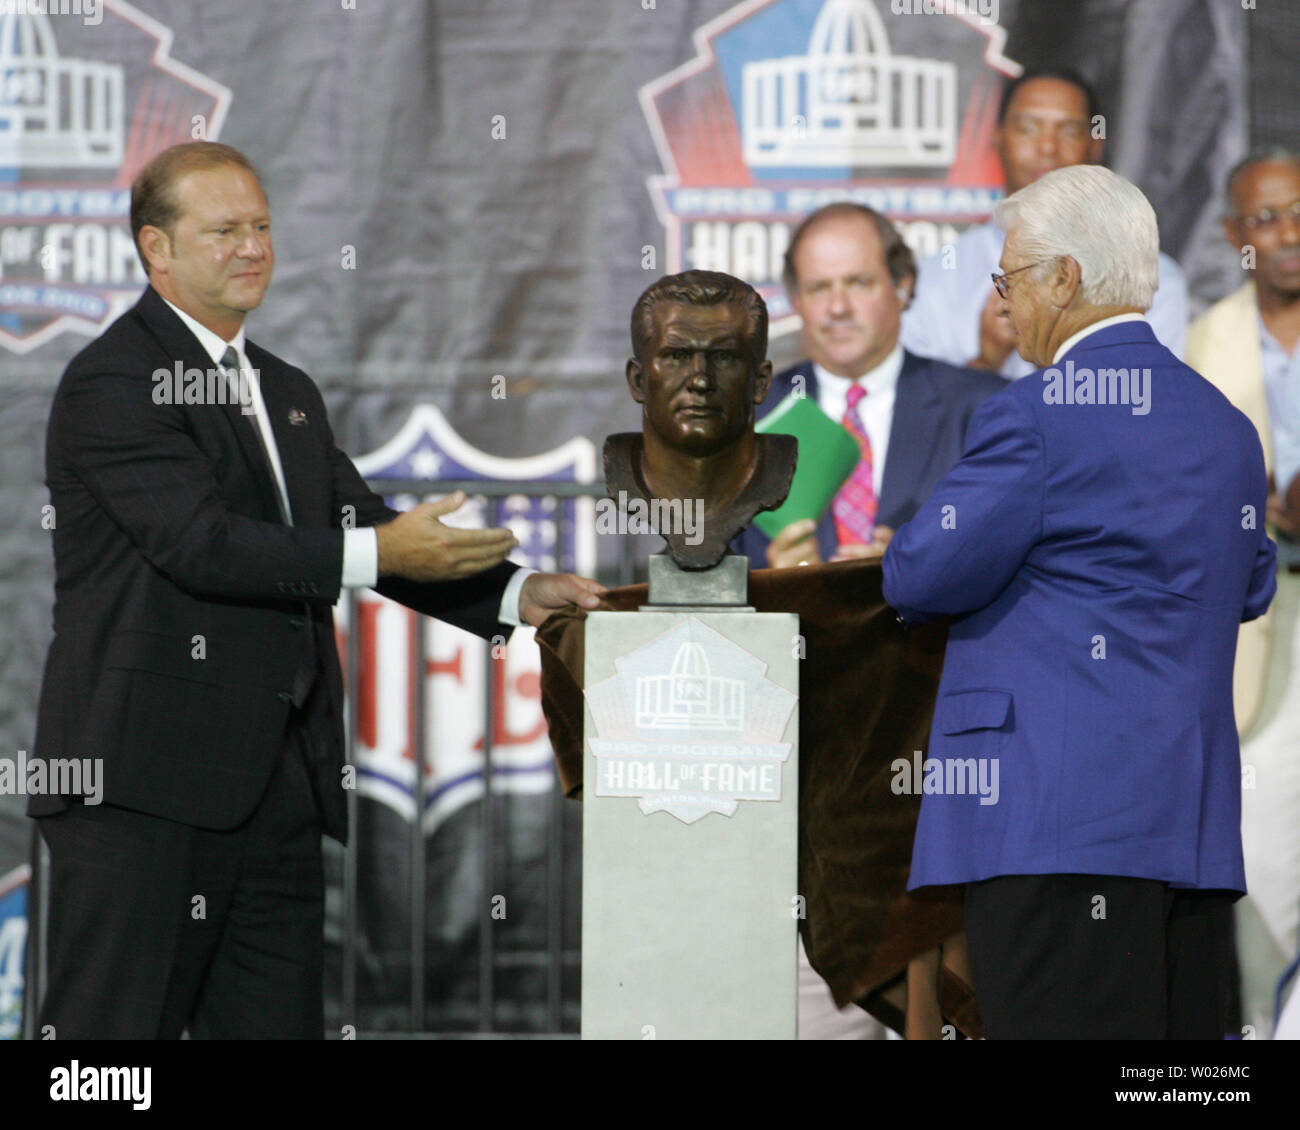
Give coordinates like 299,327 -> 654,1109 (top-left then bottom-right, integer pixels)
277,691 -> 293,703
289,617 -> 305,629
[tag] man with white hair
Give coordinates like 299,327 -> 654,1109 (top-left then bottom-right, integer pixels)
882,165 -> 1277,1038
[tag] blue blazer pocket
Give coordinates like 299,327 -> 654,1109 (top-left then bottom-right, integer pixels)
938,688 -> 1013,735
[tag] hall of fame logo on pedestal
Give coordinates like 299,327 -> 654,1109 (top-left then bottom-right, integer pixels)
639,0 -> 1020,331
585,618 -> 797,824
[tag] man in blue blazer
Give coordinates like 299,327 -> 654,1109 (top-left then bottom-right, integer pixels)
735,203 -> 1005,570
883,165 -> 1277,1039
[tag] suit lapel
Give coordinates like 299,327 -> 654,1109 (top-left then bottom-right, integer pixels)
1213,284 -> 1272,475
135,287 -> 286,523
879,351 -> 943,525
252,352 -> 305,525
249,344 -> 333,528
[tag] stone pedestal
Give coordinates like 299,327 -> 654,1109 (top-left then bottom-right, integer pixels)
581,557 -> 799,1039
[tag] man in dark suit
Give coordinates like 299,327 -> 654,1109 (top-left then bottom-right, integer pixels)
30,141 -> 602,1039
883,165 -> 1277,1038
735,203 -> 1006,570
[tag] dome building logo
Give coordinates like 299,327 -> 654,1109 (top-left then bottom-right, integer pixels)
636,641 -> 746,732
742,0 -> 956,169
640,0 -> 1019,330
0,7 -> 123,169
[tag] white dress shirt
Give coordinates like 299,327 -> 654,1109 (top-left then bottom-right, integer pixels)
812,341 -> 904,497
161,297 -> 528,624
1259,313 -> 1300,503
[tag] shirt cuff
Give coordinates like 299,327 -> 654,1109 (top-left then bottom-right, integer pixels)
499,566 -> 536,627
342,527 -> 379,588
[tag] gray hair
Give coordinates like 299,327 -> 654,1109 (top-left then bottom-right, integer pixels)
993,165 -> 1159,310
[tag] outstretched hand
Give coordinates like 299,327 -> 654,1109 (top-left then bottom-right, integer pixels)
376,491 -> 518,582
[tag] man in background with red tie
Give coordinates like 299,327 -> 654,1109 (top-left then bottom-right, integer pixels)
737,203 -> 1005,571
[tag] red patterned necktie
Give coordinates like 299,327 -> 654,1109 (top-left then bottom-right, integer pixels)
832,382 -> 877,546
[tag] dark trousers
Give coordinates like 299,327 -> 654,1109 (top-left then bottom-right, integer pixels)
37,721 -> 325,1039
964,873 -> 1235,1040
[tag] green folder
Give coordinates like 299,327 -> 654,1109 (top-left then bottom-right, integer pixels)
753,392 -> 861,537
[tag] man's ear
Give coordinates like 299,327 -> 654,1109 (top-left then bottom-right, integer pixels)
625,357 -> 646,404
1049,255 -> 1082,309
138,225 -> 171,277
754,359 -> 774,404
895,273 -> 916,309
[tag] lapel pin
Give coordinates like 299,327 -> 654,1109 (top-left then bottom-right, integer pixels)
288,408 -> 308,426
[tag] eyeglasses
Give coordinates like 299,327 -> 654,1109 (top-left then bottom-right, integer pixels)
1236,200 -> 1300,232
991,261 -> 1045,299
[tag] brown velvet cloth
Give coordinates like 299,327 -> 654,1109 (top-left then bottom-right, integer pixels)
536,558 -> 982,1038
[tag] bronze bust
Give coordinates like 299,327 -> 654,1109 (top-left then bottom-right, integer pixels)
605,270 -> 795,569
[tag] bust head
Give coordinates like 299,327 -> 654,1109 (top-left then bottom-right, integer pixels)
606,271 -> 794,570
626,269 -> 773,458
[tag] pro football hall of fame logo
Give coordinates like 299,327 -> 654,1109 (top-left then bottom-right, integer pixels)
640,0 -> 1020,332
